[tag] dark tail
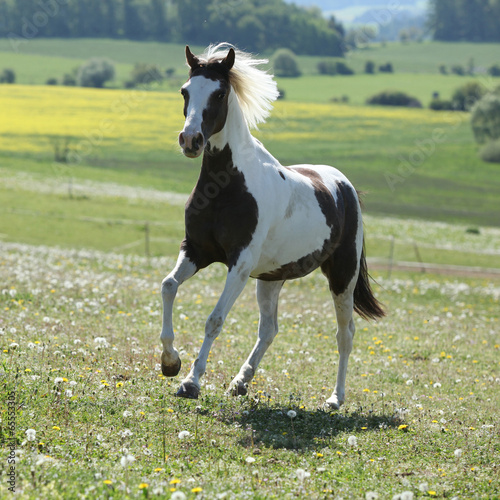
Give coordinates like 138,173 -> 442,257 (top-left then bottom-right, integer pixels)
353,241 -> 385,320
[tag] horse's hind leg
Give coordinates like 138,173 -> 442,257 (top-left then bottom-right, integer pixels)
228,279 -> 284,396
326,288 -> 356,410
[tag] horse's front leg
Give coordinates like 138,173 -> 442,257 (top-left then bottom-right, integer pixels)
176,256 -> 252,399
160,250 -> 197,377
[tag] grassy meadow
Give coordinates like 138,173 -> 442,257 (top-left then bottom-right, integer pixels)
1,38 -> 500,499
1,242 -> 499,499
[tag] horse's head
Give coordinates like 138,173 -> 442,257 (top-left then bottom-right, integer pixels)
179,46 -> 235,158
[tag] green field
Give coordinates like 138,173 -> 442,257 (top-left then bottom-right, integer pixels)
1,38 -> 500,500
1,242 -> 499,499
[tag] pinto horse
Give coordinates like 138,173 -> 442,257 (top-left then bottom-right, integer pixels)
160,44 -> 384,409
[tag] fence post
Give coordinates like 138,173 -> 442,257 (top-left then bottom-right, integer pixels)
145,222 -> 150,259
413,242 -> 426,273
387,236 -> 395,279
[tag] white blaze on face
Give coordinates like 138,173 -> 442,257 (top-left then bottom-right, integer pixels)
181,76 -> 222,139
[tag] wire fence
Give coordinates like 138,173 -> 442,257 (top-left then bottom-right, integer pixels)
2,208 -> 500,278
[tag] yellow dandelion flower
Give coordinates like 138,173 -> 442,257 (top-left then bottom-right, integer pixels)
169,478 -> 181,485
154,468 -> 163,472
316,452 -> 323,458
116,382 -> 123,388
191,487 -> 203,493
103,480 -> 113,485
52,426 -> 60,431
138,483 -> 148,489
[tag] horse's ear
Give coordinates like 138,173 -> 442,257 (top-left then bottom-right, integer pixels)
223,48 -> 235,71
185,45 -> 199,69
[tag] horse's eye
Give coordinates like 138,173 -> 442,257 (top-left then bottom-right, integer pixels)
218,92 -> 226,100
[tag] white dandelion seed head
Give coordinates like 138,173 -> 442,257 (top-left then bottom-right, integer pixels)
54,377 -> 64,384
245,456 -> 256,464
287,410 -> 297,419
418,482 -> 429,493
178,430 -> 191,440
171,492 -> 187,500
122,410 -> 133,418
295,468 -> 310,481
347,435 -> 358,447
366,492 -> 379,500
454,448 -> 463,458
25,429 -> 36,441
406,379 -> 413,386
120,454 -> 135,467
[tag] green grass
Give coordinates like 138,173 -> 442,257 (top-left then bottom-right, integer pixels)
275,73 -> 486,105
1,243 -> 498,499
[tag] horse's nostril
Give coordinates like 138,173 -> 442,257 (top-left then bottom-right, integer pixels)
192,133 -> 203,151
179,132 -> 185,148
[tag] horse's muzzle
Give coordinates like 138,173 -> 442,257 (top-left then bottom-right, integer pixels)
179,131 -> 204,158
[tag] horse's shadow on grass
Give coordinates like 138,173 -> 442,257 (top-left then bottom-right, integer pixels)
218,403 -> 403,451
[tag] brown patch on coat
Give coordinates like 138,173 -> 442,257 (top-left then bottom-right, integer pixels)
182,144 -> 259,271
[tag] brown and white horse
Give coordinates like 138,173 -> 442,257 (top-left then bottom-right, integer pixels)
160,44 -> 384,409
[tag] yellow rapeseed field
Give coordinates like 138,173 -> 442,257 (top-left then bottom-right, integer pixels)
0,85 -> 466,158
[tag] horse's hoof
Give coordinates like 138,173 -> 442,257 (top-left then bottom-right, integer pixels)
161,357 -> 181,377
324,397 -> 343,411
227,382 -> 247,397
176,382 -> 199,399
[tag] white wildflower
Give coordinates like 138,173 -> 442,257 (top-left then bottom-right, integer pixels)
122,410 -> 133,418
245,456 -> 256,464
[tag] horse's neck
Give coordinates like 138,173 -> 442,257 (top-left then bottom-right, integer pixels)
207,91 -> 256,163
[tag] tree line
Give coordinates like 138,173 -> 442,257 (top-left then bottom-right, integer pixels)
0,0 -> 345,56
429,0 -> 500,42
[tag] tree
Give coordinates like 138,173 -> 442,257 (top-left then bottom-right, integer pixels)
451,82 -> 485,111
273,49 -> 301,78
471,94 -> 500,144
77,58 -> 115,88
0,68 -> 15,84
365,61 -> 375,74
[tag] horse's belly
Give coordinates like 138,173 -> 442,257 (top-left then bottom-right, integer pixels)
250,218 -> 334,280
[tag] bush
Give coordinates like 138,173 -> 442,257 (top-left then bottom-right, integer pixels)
273,49 -> 301,78
0,68 -> 16,84
379,62 -> 393,73
365,61 -> 375,74
62,73 -> 76,86
335,61 -> 354,75
479,139 -> 500,163
438,64 -> 447,75
452,81 -> 485,111
130,63 -> 164,86
77,58 -> 115,88
488,64 -> 500,77
367,90 -> 422,108
429,98 -> 454,111
46,78 -> 58,86
317,61 -> 336,75
471,94 -> 500,144
451,65 -> 465,76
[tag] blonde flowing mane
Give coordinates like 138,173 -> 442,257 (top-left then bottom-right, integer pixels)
200,43 -> 279,130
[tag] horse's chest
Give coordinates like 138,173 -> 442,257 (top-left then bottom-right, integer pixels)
184,166 -> 258,267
